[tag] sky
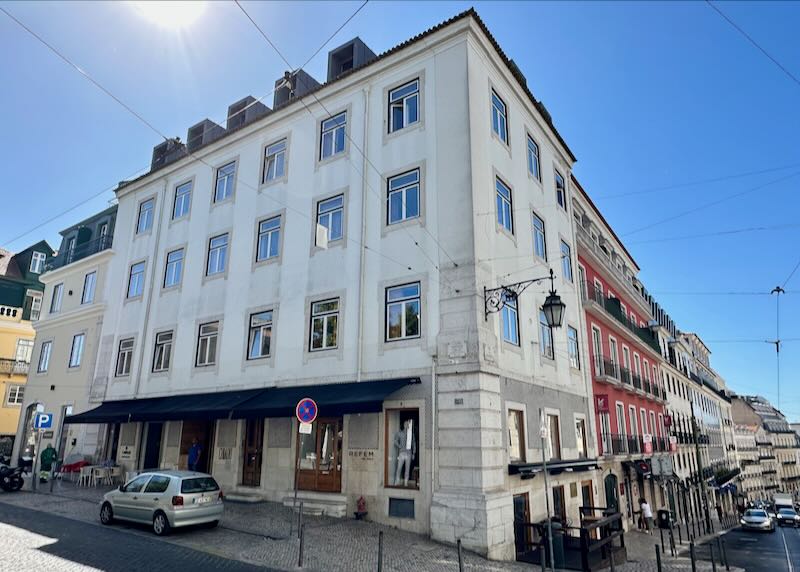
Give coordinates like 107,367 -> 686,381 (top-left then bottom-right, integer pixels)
1,1 -> 798,419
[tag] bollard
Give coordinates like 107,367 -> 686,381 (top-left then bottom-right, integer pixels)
298,523 -> 305,568
377,531 -> 384,572
655,544 -> 663,572
457,538 -> 464,572
720,538 -> 730,571
660,526 -> 665,552
540,541 -> 546,572
669,528 -> 676,557
298,502 -> 304,539
690,541 -> 697,572
710,543 -> 717,572
609,543 -> 616,572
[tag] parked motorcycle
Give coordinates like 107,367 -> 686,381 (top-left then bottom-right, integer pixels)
0,465 -> 27,492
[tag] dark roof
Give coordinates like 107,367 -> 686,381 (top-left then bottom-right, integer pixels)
118,8 -> 576,192
59,204 -> 117,236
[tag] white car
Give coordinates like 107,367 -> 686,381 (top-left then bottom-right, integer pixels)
100,470 -> 224,535
775,508 -> 800,528
740,509 -> 775,533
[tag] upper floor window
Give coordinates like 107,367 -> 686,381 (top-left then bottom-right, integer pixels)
69,333 -> 85,368
310,298 -> 339,351
206,234 -> 229,276
320,112 -> 346,160
137,199 -> 154,234
98,223 -> 109,239
256,216 -> 281,262
539,310 -> 554,359
547,413 -> 561,460
214,161 -> 236,203
81,271 -> 96,304
164,248 -> 184,288
29,252 -> 46,274
263,139 -> 287,183
389,79 -> 419,133
386,283 -> 421,341
115,338 -> 134,377
491,90 -> 508,143
26,290 -> 42,321
387,170 -> 420,225
153,331 -> 173,372
532,212 -> 546,260
560,240 -> 573,282
500,292 -> 519,345
15,339 -> 33,363
196,321 -> 219,367
247,310 -> 273,360
508,409 -> 525,463
6,384 -> 24,406
127,262 -> 145,298
316,195 -> 344,245
495,177 -> 513,233
173,181 -> 192,220
50,283 -> 64,313
555,170 -> 567,210
37,341 -> 52,373
567,326 -> 580,369
576,418 -> 588,458
527,136 -> 541,181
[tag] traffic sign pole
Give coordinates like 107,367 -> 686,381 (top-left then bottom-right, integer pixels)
291,398 -> 318,535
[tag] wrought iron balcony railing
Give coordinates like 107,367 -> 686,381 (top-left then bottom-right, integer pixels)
45,234 -> 113,272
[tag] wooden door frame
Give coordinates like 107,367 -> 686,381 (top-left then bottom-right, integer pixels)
241,418 -> 264,487
296,417 -> 342,493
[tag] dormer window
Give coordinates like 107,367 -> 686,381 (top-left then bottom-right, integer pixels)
29,252 -> 46,274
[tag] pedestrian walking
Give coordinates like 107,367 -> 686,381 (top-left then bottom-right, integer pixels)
641,498 -> 654,535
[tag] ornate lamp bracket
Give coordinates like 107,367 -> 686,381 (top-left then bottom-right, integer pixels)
484,268 -> 556,320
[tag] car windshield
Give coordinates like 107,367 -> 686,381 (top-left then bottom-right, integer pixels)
778,509 -> 796,516
745,510 -> 767,518
180,476 -> 219,494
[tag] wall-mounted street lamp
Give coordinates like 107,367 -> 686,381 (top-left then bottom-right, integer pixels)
484,268 -> 566,328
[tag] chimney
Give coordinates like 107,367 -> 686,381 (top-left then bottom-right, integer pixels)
273,69 -> 321,108
326,37 -> 376,82
186,119 -> 226,152
226,96 -> 271,131
151,138 -> 187,171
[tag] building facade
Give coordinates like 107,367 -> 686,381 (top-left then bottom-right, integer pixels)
50,11 -> 601,561
13,206 -> 117,465
733,424 -> 765,502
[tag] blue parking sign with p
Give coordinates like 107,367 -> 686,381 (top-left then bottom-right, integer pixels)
34,413 -> 53,430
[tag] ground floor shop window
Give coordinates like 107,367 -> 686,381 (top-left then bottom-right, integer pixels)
385,408 -> 419,489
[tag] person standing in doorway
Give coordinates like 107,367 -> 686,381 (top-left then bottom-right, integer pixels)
640,498 -> 654,534
188,439 -> 202,472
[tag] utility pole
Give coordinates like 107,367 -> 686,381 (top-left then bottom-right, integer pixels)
690,402 -> 712,533
770,286 -> 784,411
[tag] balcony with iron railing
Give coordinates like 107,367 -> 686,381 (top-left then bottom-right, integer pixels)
0,358 -> 29,376
45,234 -> 113,272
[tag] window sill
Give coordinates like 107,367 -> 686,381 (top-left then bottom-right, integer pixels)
259,176 -> 288,191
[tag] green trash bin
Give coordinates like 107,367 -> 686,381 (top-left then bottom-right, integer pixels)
544,520 -> 566,569
657,509 -> 674,529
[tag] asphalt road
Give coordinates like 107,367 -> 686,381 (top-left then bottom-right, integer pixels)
698,525 -> 800,572
0,502 -> 276,571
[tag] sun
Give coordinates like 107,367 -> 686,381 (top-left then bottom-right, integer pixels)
132,1 -> 206,30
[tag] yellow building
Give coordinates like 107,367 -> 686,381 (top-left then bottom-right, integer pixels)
0,242 -> 51,456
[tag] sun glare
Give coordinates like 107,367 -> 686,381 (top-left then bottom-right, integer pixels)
132,1 -> 206,29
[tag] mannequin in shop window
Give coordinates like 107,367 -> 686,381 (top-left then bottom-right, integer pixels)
393,419 -> 417,487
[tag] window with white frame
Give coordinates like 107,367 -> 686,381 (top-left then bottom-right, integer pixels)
316,195 -> 344,244
500,292 -> 519,345
81,271 -> 96,304
495,177 -> 513,233
50,283 -> 64,313
164,248 -> 184,288
256,216 -> 281,261
491,90 -> 508,143
6,385 -> 24,406
127,262 -> 145,298
310,299 -> 339,351
37,341 -> 52,373
263,139 -> 287,183
628,406 -> 638,437
616,403 -> 626,439
388,79 -> 419,133
196,322 -> 219,366
29,251 -> 46,274
576,418 -> 588,458
115,338 -> 134,377
527,136 -> 541,181
547,413 -> 561,460
386,283 -> 421,341
539,310 -> 554,358
532,212 -> 546,259
137,198 -> 154,234
560,240 -> 573,282
15,339 -> 33,363
508,409 -> 526,463
69,333 -> 85,368
26,290 -> 42,321
247,310 -> 273,360
555,170 -> 566,210
320,112 -> 346,160
387,170 -> 420,225
206,234 -> 228,276
172,181 -> 192,220
214,161 -> 236,203
152,331 -> 173,372
567,326 -> 580,369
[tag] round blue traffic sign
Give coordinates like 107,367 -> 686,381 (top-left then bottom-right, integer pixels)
296,398 -> 318,424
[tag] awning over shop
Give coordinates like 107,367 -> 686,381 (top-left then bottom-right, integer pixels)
231,377 -> 419,419
65,377 -> 419,424
509,458 -> 601,480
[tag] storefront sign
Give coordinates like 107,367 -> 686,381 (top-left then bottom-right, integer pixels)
299,422 -> 312,435
348,449 -> 376,469
120,445 -> 133,460
595,394 -> 610,413
642,433 -> 653,455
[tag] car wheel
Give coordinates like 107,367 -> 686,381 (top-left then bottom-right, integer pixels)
153,511 -> 171,536
100,502 -> 114,525
205,520 -> 219,529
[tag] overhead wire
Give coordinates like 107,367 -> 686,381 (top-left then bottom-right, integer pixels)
626,223 -> 800,245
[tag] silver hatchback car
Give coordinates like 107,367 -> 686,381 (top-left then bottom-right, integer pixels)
100,470 -> 224,535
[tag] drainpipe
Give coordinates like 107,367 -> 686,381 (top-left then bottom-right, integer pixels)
356,86 -> 370,382
133,179 -> 168,397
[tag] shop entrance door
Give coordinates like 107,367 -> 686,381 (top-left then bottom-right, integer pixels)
297,417 -> 342,493
180,420 -> 215,473
141,422 -> 163,470
242,418 -> 264,487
